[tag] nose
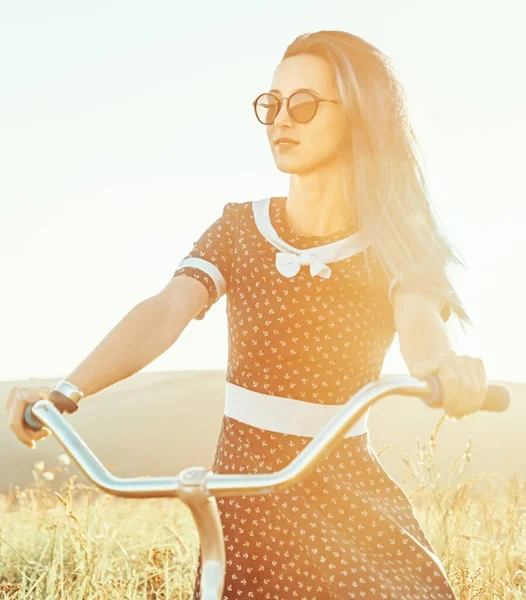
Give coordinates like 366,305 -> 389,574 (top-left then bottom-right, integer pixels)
272,98 -> 292,127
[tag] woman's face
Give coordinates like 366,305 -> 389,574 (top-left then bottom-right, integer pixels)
264,53 -> 349,175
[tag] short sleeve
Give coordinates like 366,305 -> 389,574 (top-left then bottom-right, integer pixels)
172,202 -> 236,321
388,278 -> 452,322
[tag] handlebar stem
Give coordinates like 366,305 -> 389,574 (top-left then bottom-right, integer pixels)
178,467 -> 226,600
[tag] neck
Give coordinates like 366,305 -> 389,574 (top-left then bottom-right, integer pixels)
285,168 -> 356,237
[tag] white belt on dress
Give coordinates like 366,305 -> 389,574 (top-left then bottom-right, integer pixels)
224,381 -> 369,438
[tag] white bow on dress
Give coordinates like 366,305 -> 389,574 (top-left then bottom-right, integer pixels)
275,251 -> 332,279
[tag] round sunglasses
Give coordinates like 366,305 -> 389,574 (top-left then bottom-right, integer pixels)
252,90 -> 339,125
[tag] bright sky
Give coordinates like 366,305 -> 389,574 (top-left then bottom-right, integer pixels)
1,1 -> 525,383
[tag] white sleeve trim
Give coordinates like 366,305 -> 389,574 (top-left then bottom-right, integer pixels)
176,257 -> 227,299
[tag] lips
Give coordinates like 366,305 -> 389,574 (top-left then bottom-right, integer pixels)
274,137 -> 300,145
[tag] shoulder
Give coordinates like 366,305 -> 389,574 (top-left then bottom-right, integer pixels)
233,198 -> 265,210
213,200 -> 261,238
226,198 -> 270,222
362,246 -> 391,290
222,199 -> 255,214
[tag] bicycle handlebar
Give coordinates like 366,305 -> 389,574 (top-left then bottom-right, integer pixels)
23,375 -> 510,434
21,375 -> 510,600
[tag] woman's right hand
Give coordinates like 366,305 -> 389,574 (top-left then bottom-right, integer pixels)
4,386 -> 52,449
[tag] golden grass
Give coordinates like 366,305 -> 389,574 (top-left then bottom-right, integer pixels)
0,416 -> 524,599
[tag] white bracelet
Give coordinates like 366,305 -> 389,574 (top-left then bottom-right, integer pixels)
52,379 -> 85,403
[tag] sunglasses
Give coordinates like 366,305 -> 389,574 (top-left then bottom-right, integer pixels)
252,90 -> 339,125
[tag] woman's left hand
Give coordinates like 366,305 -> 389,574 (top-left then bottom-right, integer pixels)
410,349 -> 488,419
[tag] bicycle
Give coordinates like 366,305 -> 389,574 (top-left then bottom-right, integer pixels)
23,374 -> 510,600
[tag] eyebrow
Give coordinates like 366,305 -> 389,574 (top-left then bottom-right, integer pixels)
268,87 -> 320,96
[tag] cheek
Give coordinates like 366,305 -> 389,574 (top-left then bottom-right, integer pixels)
308,117 -> 348,154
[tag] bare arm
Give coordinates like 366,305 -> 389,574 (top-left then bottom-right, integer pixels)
393,291 -> 453,375
63,275 -> 209,400
394,289 -> 491,420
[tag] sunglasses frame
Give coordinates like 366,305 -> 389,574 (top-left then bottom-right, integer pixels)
252,90 -> 339,125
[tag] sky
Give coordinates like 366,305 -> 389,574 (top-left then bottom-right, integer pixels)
1,1 -> 525,383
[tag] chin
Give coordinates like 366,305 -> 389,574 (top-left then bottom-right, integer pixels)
273,158 -> 318,176
272,153 -> 307,171
274,163 -> 300,174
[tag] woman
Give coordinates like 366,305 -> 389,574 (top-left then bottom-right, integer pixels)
172,31 -> 487,599
5,30 -> 487,599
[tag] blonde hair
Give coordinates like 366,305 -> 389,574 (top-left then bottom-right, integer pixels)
282,31 -> 471,328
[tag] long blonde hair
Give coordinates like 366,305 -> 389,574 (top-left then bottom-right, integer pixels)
282,31 -> 471,328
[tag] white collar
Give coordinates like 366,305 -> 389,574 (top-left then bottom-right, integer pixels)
252,198 -> 370,279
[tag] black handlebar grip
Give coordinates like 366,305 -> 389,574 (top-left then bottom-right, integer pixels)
23,391 -> 79,431
423,376 -> 510,412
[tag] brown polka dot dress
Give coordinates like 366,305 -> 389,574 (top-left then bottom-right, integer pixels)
173,197 -> 456,599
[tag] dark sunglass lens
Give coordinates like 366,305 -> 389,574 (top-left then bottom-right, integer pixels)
255,94 -> 279,124
289,92 -> 317,123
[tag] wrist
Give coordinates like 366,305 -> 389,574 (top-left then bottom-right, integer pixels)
49,379 -> 85,414
53,379 -> 84,402
429,349 -> 456,363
